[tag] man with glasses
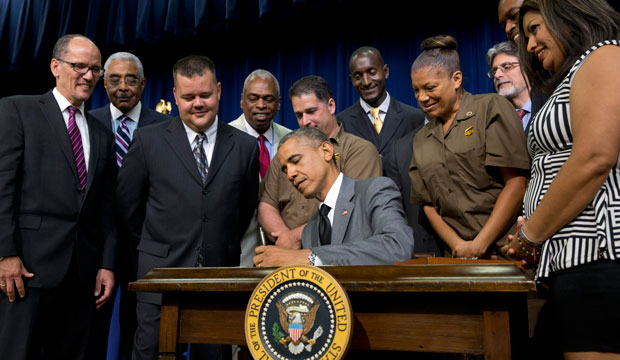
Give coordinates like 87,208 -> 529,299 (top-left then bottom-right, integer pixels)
88,52 -> 168,360
0,34 -> 118,359
486,41 -> 532,131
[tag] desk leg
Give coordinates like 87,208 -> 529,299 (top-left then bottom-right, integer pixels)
483,310 -> 511,360
159,299 -> 181,360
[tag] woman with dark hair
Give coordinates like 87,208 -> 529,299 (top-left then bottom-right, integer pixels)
502,0 -> 620,358
408,35 -> 530,259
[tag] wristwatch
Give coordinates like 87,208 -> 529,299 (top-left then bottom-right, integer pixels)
308,251 -> 317,266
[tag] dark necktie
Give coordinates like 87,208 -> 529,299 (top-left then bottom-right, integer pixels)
318,204 -> 332,245
193,132 -> 208,267
115,115 -> 131,167
192,133 -> 209,186
68,106 -> 87,192
517,109 -> 528,121
258,135 -> 270,179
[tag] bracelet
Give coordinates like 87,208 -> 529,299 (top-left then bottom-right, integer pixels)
516,224 -> 542,263
519,225 -> 542,247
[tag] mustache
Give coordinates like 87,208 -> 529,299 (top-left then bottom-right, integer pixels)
116,93 -> 132,99
496,79 -> 513,86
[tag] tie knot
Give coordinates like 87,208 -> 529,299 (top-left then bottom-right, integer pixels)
517,109 -> 528,120
258,134 -> 267,145
370,107 -> 380,119
68,106 -> 77,117
195,132 -> 207,146
320,204 -> 331,217
118,114 -> 130,124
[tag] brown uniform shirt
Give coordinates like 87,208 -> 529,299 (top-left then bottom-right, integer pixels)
409,92 -> 530,241
260,123 -> 382,229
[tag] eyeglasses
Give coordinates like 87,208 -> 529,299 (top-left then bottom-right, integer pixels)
487,61 -> 520,78
107,76 -> 141,87
56,58 -> 105,77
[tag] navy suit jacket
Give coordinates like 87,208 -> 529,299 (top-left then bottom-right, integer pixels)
116,118 -> 259,304
337,98 -> 424,162
89,103 -> 170,133
0,91 -> 118,288
383,129 -> 443,256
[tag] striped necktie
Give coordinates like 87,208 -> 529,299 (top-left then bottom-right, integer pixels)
193,133 -> 209,185
115,115 -> 131,167
68,106 -> 87,192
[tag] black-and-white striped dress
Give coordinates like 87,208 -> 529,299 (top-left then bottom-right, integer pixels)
524,40 -> 620,280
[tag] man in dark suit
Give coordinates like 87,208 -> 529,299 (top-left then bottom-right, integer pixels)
337,46 -> 424,163
116,55 -> 259,360
254,127 -> 413,267
0,34 -> 117,360
88,51 -> 168,360
383,129 -> 443,257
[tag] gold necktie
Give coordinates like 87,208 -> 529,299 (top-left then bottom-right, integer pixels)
370,107 -> 382,134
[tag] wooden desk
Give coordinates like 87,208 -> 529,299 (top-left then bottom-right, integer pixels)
129,264 -> 535,359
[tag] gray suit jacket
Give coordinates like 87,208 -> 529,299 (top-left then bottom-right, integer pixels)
337,98 -> 424,162
302,175 -> 414,265
229,114 -> 292,266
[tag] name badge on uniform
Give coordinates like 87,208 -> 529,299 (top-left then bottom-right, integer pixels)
464,126 -> 474,137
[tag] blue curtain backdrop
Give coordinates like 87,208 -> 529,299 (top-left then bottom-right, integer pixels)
0,0 -> 517,130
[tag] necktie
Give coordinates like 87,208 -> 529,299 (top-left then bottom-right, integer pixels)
193,133 -> 209,185
318,204 -> 332,245
68,106 -> 87,192
370,107 -> 382,134
258,135 -> 270,179
517,109 -> 528,121
115,115 -> 131,167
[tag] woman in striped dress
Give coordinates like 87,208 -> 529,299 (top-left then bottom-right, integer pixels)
502,0 -> 620,358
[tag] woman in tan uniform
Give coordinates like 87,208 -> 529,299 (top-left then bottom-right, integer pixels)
409,35 -> 530,258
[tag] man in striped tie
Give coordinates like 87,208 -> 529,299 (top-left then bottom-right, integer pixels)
0,34 -> 118,360
88,52 -> 169,360
486,42 -> 532,131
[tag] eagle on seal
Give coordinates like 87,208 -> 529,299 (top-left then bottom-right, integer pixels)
276,301 -> 320,354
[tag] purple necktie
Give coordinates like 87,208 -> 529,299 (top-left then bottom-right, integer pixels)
115,115 -> 131,167
68,106 -> 87,192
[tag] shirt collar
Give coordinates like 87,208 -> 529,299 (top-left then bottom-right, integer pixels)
182,116 -> 219,145
521,99 -> 532,113
242,114 -> 274,144
52,88 -> 85,115
359,92 -> 391,114
111,101 -> 142,123
320,172 -> 344,211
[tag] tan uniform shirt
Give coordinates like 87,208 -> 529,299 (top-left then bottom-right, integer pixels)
260,123 -> 382,229
409,92 -> 530,241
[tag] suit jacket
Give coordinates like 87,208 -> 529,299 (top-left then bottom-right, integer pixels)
0,91 -> 118,288
337,98 -> 424,162
89,103 -> 169,283
228,114 -> 291,266
116,117 -> 259,304
301,175 -> 414,265
89,103 -> 170,132
383,129 -> 443,256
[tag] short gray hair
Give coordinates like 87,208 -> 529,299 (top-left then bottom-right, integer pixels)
104,52 -> 144,79
279,127 -> 330,150
243,69 -> 280,97
486,41 -> 519,69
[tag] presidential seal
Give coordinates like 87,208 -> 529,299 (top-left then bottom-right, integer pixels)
245,265 -> 353,360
